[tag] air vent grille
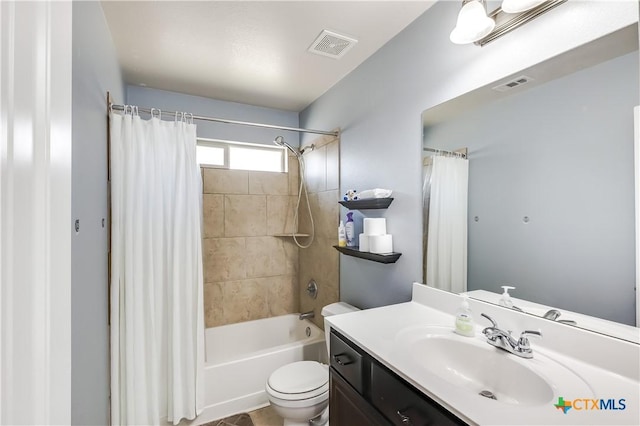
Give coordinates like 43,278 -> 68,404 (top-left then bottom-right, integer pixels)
308,30 -> 358,59
492,75 -> 535,92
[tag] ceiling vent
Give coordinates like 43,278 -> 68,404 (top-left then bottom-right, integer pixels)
307,29 -> 358,59
492,75 -> 535,92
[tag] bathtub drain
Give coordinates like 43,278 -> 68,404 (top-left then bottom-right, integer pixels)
305,327 -> 311,337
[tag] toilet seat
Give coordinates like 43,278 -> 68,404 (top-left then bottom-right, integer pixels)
266,361 -> 328,401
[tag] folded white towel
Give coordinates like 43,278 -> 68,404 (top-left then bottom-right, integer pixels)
356,188 -> 392,199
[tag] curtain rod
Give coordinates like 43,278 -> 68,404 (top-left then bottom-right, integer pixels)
423,147 -> 467,158
109,103 -> 339,137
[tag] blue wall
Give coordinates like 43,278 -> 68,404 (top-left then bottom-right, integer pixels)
127,86 -> 300,147
72,2 -> 124,424
300,1 -> 638,308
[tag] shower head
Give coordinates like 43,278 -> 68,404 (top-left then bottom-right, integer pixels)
273,136 -> 302,159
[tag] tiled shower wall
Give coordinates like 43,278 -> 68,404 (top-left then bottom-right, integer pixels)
201,135 -> 340,330
298,134 -> 340,330
202,157 -> 301,328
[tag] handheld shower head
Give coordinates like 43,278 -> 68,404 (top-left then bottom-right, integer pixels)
273,136 -> 301,159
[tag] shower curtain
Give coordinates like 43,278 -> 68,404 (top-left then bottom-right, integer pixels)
110,109 -> 204,425
424,155 -> 469,293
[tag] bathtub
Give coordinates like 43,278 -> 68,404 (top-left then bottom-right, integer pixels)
193,314 -> 325,424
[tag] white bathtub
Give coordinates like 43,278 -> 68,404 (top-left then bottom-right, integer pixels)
193,314 -> 325,424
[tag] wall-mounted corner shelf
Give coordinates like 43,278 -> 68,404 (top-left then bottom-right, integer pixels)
273,233 -> 311,238
339,198 -> 393,210
333,246 -> 402,264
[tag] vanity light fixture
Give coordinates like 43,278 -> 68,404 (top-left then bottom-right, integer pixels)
450,0 -> 567,46
450,0 -> 495,45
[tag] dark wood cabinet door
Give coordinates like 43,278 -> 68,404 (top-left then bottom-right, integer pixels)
330,368 -> 388,426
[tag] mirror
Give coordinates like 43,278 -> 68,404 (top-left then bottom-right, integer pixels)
422,25 -> 640,343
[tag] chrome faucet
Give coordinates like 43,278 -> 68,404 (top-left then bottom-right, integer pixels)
299,310 -> 315,320
481,313 -> 542,359
542,309 -> 577,326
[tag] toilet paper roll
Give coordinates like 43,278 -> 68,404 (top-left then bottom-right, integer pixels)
358,234 -> 369,252
363,218 -> 386,236
369,234 -> 393,254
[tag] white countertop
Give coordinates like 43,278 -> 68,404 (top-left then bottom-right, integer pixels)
326,284 -> 640,425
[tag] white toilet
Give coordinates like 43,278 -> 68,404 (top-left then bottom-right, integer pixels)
265,302 -> 360,426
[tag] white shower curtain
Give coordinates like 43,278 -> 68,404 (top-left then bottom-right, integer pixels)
110,109 -> 204,425
426,156 -> 469,294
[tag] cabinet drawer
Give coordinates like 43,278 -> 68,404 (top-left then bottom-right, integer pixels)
329,330 -> 364,394
371,363 -> 466,426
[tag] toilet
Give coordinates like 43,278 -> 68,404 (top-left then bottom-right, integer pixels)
265,302 -> 360,426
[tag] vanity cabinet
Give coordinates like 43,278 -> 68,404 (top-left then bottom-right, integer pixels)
330,369 -> 387,426
329,329 -> 467,426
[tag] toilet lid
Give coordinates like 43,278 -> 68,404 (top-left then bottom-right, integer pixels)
268,361 -> 328,395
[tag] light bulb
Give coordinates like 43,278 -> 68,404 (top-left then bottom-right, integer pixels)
450,0 -> 496,44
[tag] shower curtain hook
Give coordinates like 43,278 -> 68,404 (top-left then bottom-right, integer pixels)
132,106 -> 139,117
150,108 -> 161,119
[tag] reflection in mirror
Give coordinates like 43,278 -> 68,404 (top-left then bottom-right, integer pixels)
422,25 -> 639,343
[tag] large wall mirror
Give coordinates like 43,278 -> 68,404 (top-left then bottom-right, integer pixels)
422,24 -> 639,343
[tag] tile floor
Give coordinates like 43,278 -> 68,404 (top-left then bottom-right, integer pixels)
249,406 -> 283,426
204,406 -> 283,426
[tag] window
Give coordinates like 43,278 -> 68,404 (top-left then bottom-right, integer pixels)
197,138 -> 287,172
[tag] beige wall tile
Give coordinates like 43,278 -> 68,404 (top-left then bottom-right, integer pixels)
201,136 -> 340,329
298,192 -> 317,236
267,195 -> 297,235
203,194 -> 224,238
204,282 -> 224,328
203,168 -> 249,194
303,145 -> 326,193
249,171 -> 289,195
222,279 -> 268,324
224,195 -> 267,237
315,190 -> 339,240
288,155 -> 299,196
299,237 -> 339,329
266,275 -> 299,316
202,237 -> 246,282
245,236 -> 286,278
326,141 -> 339,191
283,240 -> 299,276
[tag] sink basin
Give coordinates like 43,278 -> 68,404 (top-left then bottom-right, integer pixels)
392,326 -> 592,407
411,335 -> 553,406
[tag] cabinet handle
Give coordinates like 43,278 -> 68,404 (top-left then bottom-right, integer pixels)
396,409 -> 413,425
333,353 -> 353,366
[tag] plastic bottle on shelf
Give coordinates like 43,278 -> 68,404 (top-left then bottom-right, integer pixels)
345,212 -> 355,247
338,221 -> 347,247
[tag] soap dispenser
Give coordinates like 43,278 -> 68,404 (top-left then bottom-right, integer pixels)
498,285 -> 516,308
454,294 -> 475,337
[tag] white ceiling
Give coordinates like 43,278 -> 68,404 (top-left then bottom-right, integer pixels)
101,1 -> 436,112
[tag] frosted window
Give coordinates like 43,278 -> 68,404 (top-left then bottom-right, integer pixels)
229,146 -> 284,172
196,145 -> 224,166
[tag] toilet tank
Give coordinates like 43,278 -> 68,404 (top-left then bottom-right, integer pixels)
321,302 -> 360,356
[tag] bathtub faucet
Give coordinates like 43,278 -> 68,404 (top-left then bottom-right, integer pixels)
299,310 -> 315,320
